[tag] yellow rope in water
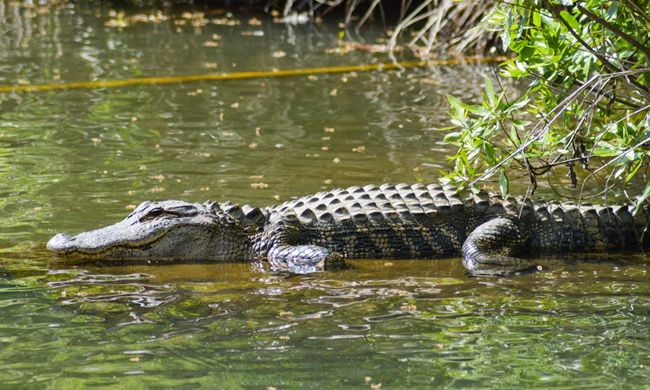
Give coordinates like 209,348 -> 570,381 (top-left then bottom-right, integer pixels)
0,56 -> 506,93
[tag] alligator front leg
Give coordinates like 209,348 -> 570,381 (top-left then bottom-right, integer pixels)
267,245 -> 345,274
462,217 -> 538,276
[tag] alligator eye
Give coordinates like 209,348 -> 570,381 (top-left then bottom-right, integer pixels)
141,207 -> 165,221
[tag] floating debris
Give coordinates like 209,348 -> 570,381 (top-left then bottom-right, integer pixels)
212,17 -> 240,26
274,12 -> 310,25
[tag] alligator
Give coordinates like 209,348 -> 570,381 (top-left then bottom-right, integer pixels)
47,183 -> 650,275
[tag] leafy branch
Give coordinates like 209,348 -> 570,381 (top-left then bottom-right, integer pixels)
443,0 -> 650,210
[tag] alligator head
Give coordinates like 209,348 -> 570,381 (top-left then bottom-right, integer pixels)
47,200 -> 249,261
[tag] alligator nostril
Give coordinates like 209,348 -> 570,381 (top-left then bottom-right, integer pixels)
46,233 -> 74,252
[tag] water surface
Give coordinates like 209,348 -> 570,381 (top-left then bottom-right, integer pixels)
0,2 -> 649,388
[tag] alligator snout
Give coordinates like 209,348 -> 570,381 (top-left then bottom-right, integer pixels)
46,233 -> 75,253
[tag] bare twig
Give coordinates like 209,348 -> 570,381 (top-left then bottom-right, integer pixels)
357,0 -> 381,30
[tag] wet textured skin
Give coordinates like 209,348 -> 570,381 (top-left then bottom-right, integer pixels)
47,183 -> 650,275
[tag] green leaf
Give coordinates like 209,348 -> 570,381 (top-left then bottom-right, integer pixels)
502,10 -> 513,51
592,147 -> 621,157
607,2 -> 618,19
499,171 -> 510,199
532,10 -> 541,27
519,46 -> 536,61
625,161 -> 642,182
446,95 -> 466,117
485,143 -> 496,164
463,104 -> 490,116
634,181 -> 650,215
505,98 -> 530,114
516,9 -> 528,39
443,132 -> 461,142
582,56 -> 591,77
484,76 -> 495,108
510,40 -> 527,54
560,10 -> 579,31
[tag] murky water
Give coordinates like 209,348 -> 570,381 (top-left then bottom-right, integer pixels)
1,2 -> 649,388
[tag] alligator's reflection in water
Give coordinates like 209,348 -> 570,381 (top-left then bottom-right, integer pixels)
0,249 -> 646,387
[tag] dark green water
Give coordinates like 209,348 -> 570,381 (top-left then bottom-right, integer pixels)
1,2 -> 649,388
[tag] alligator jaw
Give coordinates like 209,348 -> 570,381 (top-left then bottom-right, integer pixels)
46,224 -> 169,259
46,233 -> 125,259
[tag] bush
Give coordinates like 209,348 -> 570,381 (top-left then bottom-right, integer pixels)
443,0 -> 650,211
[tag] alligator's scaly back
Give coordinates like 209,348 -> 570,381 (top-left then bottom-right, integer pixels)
242,183 -> 479,273
47,183 -> 650,275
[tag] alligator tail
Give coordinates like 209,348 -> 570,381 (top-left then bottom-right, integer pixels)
530,200 -> 650,251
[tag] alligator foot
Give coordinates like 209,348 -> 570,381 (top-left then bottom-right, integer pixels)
267,245 -> 345,274
462,216 -> 540,276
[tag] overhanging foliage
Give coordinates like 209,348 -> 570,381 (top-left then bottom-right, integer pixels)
443,0 -> 650,209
